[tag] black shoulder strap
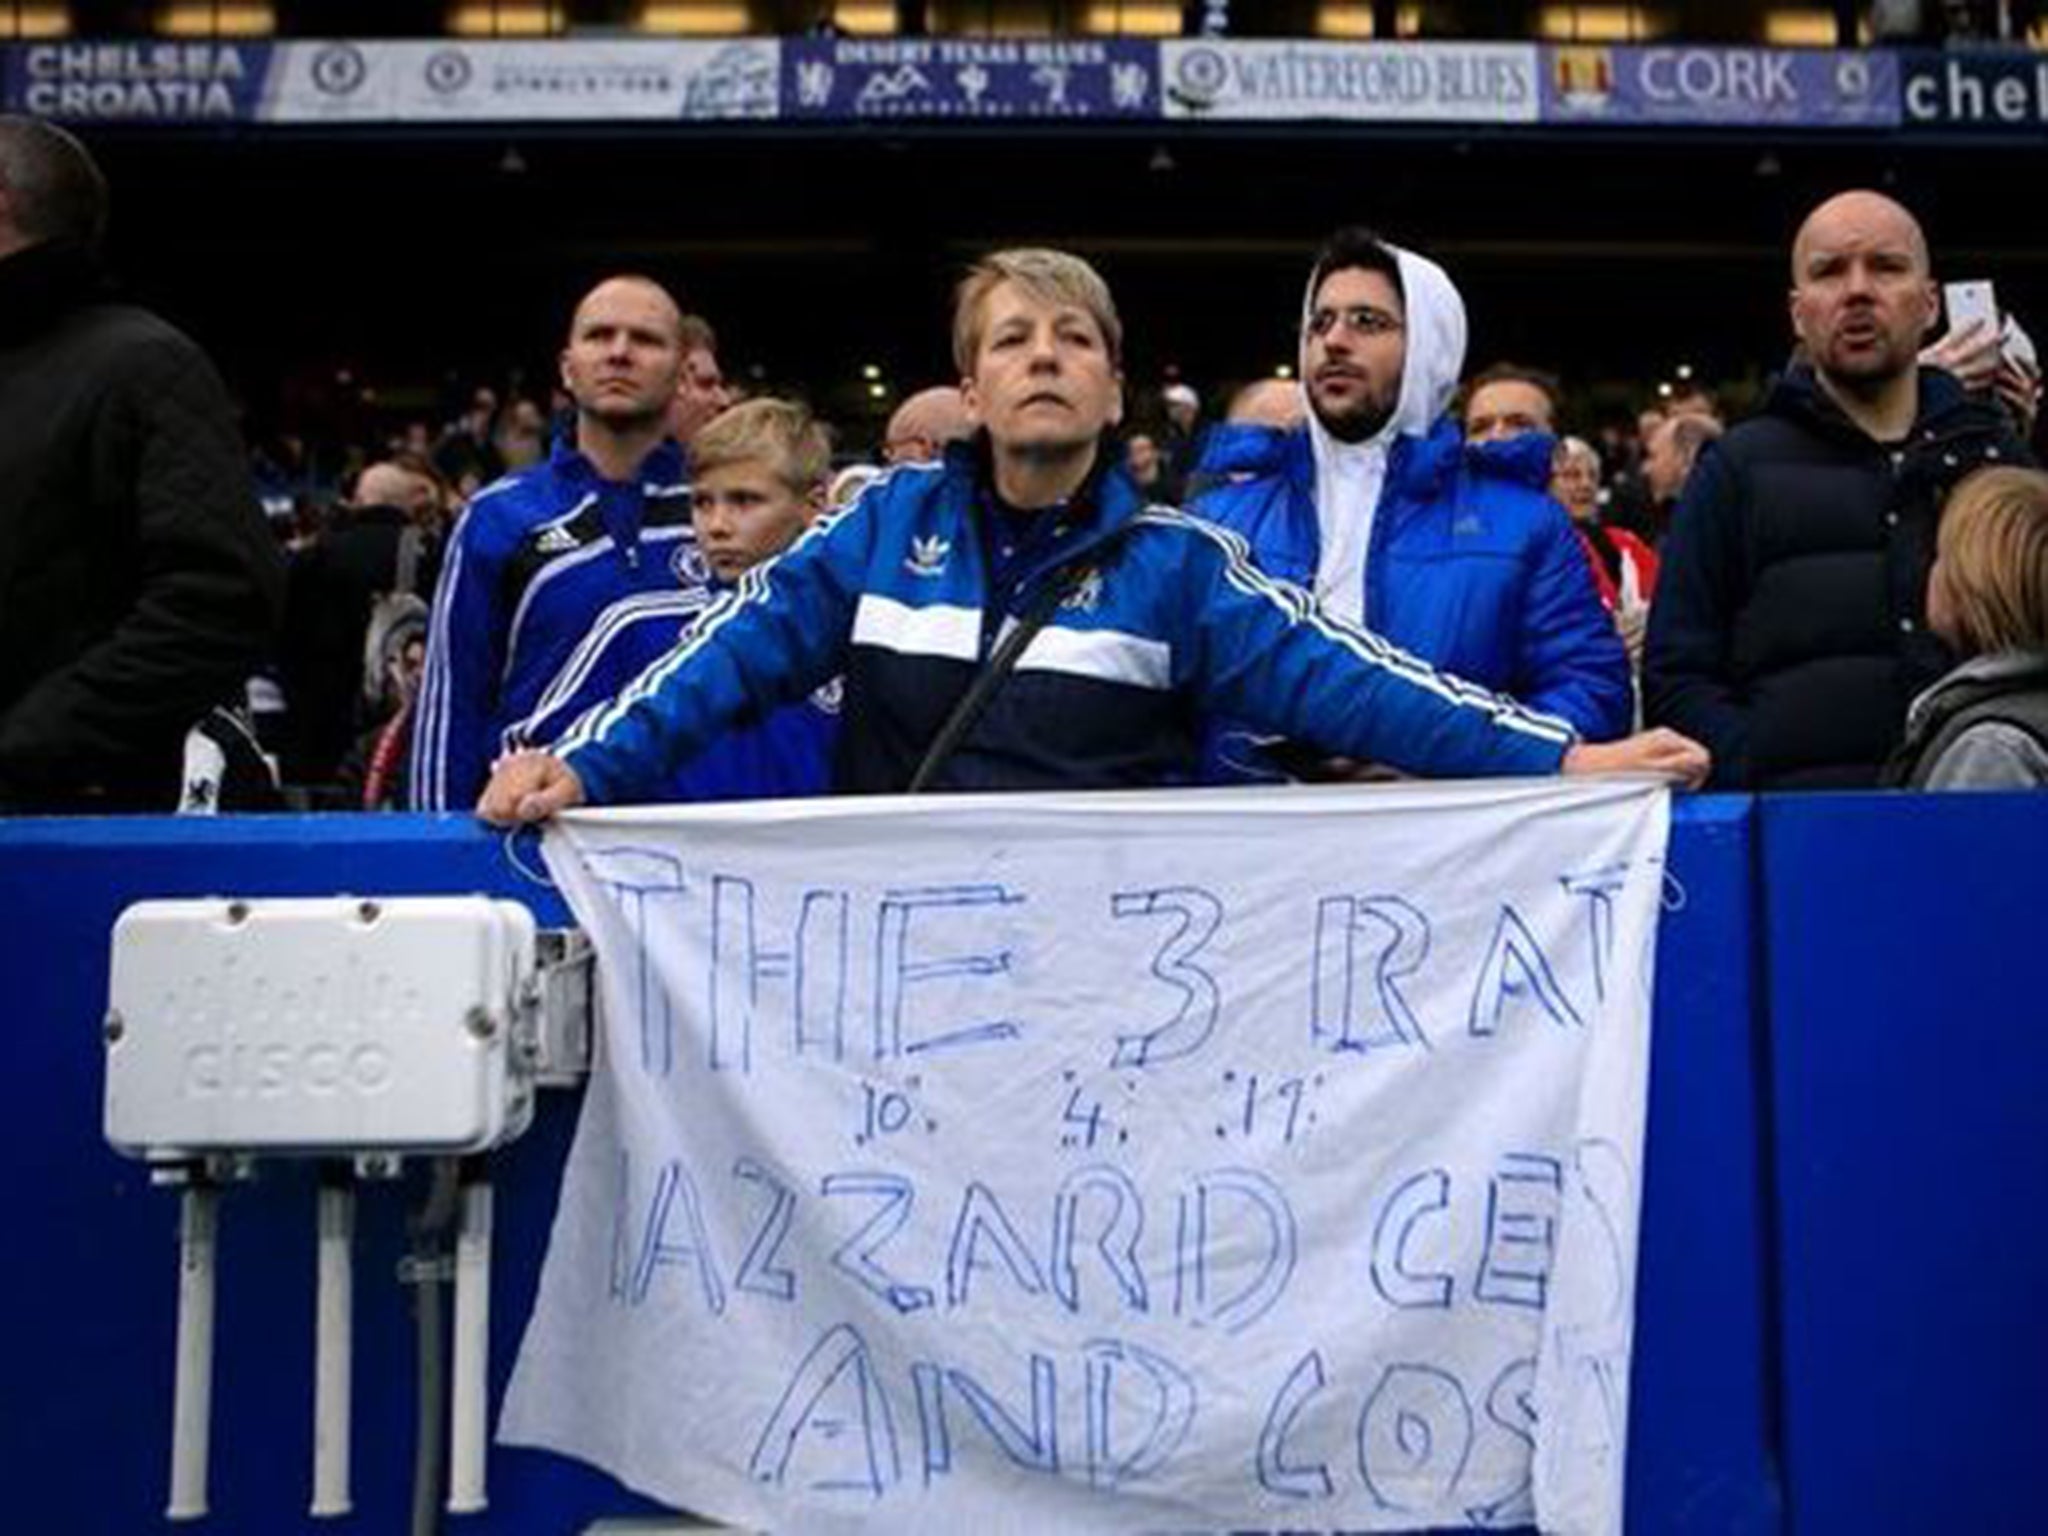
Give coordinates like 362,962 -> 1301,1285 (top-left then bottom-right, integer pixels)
1582,520 -> 1623,588
906,556 -> 1103,795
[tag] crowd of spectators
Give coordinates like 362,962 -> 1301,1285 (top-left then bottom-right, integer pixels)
3,111 -> 2044,817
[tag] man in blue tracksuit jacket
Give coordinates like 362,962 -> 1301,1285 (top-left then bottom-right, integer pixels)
1189,228 -> 1631,780
478,250 -> 1704,822
410,275 -> 708,810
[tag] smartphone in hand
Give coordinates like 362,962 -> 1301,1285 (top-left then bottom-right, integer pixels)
1944,279 -> 1999,336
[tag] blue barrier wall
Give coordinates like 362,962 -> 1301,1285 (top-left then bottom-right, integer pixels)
1627,797 -> 1783,1535
1762,794 -> 2048,1535
0,798 -> 1801,1531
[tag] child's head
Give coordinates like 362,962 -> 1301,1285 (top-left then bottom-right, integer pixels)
688,398 -> 831,583
1930,466 -> 2048,657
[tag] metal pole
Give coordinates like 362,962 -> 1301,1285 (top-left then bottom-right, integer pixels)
167,1180 -> 219,1521
446,1176 -> 492,1514
311,1177 -> 354,1516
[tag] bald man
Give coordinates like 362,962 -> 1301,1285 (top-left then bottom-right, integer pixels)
1226,377 -> 1308,433
354,458 -> 444,529
1645,190 -> 2033,789
412,274 -> 709,809
882,385 -> 973,464
1641,413 -> 1721,510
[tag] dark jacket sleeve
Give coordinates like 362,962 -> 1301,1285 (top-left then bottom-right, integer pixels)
0,330 -> 283,800
1642,442 -> 1753,788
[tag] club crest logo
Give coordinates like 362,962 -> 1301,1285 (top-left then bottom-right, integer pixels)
671,542 -> 712,586
1062,568 -> 1104,613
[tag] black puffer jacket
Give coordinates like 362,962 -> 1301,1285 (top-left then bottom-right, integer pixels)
0,240 -> 283,812
1645,364 -> 2032,790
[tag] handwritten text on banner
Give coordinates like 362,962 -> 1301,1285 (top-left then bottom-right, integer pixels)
501,779 -> 1670,1534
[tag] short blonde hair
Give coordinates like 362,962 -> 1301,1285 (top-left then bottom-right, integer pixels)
951,248 -> 1123,378
1937,466 -> 2048,655
688,397 -> 831,495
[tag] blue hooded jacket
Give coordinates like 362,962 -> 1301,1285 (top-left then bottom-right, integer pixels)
1189,242 -> 1630,775
1194,419 -> 1629,737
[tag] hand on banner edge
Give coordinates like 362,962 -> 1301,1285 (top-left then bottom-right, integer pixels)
477,749 -> 586,826
1563,728 -> 1710,790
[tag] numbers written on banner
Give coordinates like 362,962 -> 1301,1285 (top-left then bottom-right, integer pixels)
502,785 -> 1664,1534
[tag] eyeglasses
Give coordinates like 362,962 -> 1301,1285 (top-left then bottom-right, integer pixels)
1305,304 -> 1405,339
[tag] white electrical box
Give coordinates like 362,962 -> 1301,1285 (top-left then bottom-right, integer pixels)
104,896 -> 539,1160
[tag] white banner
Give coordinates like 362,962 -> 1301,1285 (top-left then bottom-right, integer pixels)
262,38 -> 779,122
501,779 -> 1669,1534
1162,40 -> 1539,121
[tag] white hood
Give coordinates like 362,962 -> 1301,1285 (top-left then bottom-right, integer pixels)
1300,240 -> 1469,625
1299,241 -> 1467,448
